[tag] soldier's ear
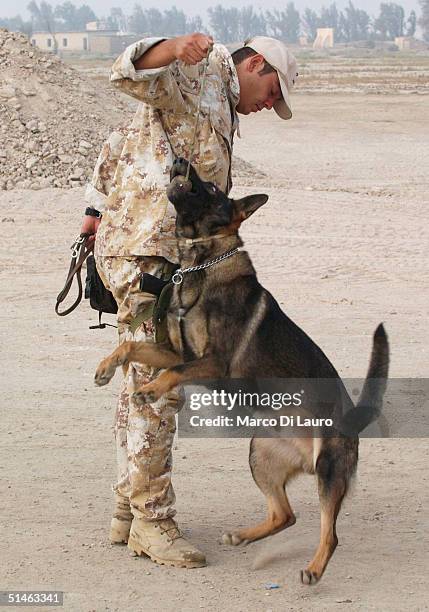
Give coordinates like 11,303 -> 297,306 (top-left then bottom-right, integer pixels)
232,194 -> 269,221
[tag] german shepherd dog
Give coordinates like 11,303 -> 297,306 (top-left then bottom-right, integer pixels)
95,158 -> 389,584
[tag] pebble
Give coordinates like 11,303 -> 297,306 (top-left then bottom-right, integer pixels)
0,85 -> 16,98
59,155 -> 74,164
25,119 -> 38,131
25,156 -> 38,169
70,167 -> 84,180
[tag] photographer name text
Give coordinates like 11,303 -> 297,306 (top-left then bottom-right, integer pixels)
189,415 -> 333,428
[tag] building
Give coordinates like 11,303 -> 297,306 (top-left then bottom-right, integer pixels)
30,22 -> 141,54
31,30 -> 90,52
394,36 -> 420,50
313,28 -> 335,49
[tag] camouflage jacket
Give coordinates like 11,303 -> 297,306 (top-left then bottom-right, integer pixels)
87,37 -> 240,261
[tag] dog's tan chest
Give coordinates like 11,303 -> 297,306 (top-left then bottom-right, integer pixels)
167,314 -> 182,354
167,304 -> 209,359
182,310 -> 209,358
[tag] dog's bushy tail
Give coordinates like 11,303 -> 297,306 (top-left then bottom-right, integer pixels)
340,324 -> 389,435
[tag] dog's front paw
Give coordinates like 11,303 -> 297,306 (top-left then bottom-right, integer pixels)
94,360 -> 116,386
221,532 -> 248,546
300,569 -> 320,585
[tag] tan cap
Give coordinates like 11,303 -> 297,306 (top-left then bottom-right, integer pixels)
243,36 -> 298,120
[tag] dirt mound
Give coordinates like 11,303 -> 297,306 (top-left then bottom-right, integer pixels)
232,156 -> 267,181
0,29 -> 130,190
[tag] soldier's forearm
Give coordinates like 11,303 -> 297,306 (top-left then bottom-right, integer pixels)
133,39 -> 177,70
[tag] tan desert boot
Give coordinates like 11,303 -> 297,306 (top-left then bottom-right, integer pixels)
127,518 -> 206,568
109,495 -> 133,544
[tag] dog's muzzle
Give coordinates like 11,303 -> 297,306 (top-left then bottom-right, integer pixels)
166,175 -> 193,204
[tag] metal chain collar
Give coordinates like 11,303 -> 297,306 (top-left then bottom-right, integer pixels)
171,247 -> 240,285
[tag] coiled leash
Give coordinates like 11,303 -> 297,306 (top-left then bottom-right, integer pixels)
55,234 -> 117,329
55,234 -> 92,317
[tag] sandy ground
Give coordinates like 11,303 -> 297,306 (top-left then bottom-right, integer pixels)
1,92 -> 428,611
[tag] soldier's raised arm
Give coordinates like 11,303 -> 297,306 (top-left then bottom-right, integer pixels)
134,33 -> 213,69
109,33 -> 213,109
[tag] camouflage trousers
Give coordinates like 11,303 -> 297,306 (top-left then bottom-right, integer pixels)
95,255 -> 180,521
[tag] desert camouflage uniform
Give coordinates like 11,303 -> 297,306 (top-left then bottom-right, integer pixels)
86,38 -> 240,520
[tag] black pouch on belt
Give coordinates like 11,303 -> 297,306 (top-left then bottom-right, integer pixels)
85,255 -> 118,315
139,272 -> 171,297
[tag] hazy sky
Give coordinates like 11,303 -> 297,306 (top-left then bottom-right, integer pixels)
0,0 -> 421,20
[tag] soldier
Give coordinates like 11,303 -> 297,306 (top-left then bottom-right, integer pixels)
81,33 -> 298,568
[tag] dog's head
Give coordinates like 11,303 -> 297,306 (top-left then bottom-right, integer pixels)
167,158 -> 269,240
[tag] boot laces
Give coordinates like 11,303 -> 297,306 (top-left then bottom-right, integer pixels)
158,519 -> 182,541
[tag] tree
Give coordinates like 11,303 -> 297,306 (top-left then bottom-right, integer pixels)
284,2 -> 300,43
419,0 -> 429,41
266,3 -> 300,43
0,15 -> 33,36
54,2 -> 96,30
107,7 -> 127,32
75,4 -> 97,29
54,1 -> 78,30
343,1 -> 370,41
208,5 -> 240,43
186,15 -> 206,34
27,1 -> 58,50
302,8 -> 320,41
320,3 -> 340,32
163,7 -> 187,36
128,4 -> 147,34
374,3 -> 405,40
238,6 -> 266,40
405,10 -> 416,36
144,8 -> 164,36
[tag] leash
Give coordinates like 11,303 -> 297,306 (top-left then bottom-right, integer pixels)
55,234 -> 92,316
185,42 -> 214,181
171,247 -> 240,285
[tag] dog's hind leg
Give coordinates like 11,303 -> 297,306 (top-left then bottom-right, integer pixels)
300,449 -> 348,585
222,438 -> 298,546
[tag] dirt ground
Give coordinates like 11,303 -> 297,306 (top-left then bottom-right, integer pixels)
1,88 -> 428,611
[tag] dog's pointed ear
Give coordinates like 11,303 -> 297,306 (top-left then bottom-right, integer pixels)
233,194 -> 269,221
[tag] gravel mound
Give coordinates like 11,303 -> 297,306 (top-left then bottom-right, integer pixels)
232,156 -> 267,180
0,29 -> 129,190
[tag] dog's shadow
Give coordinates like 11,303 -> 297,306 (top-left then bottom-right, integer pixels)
251,534 -> 309,571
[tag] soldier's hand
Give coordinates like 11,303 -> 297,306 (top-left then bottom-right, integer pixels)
80,214 -> 101,248
174,33 -> 214,65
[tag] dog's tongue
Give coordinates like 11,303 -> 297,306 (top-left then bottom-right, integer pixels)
170,175 -> 192,193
